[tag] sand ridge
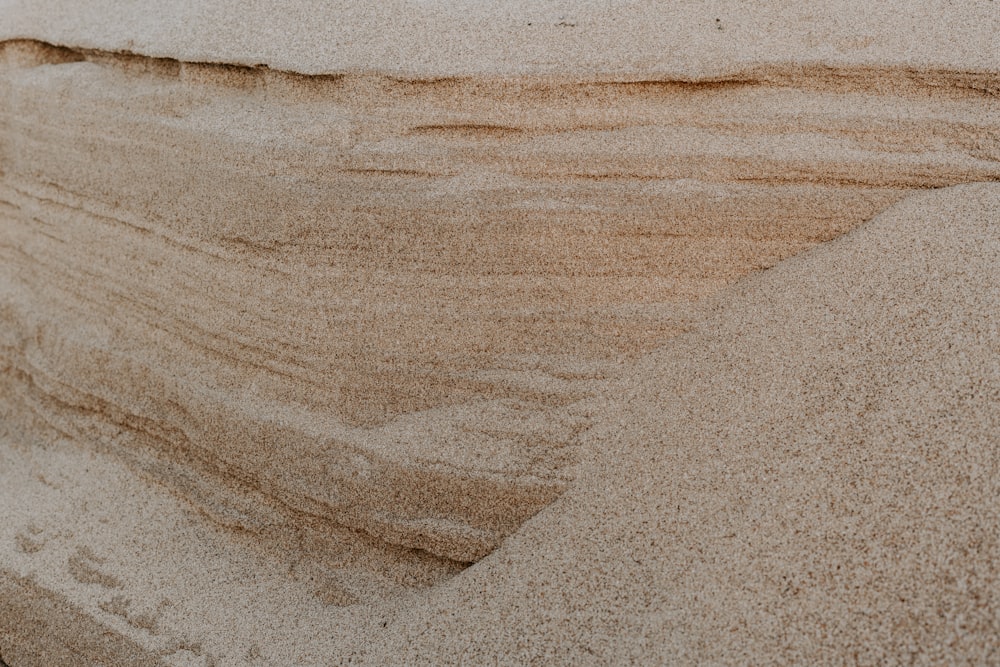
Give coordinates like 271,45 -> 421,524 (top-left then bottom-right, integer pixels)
357,182 -> 1000,663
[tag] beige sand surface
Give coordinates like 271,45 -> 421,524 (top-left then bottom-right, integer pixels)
1,2 -> 999,665
3,0 -> 1000,77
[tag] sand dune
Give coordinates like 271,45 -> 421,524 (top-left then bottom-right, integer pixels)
2,182 -> 997,664
1,2 -> 999,665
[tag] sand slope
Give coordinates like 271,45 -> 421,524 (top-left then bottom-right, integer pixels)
361,182 -> 1000,664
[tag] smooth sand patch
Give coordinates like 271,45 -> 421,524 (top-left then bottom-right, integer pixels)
2,1 -> 1000,77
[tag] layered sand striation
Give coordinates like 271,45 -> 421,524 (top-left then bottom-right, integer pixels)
3,39 -> 998,579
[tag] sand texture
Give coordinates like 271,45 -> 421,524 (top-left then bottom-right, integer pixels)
3,0 -> 1000,77
1,2 -> 999,665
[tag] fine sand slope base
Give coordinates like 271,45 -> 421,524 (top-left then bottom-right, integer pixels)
2,39 -> 999,593
1,184 -> 998,664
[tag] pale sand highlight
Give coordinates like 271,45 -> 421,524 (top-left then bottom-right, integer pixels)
3,0 -> 1000,77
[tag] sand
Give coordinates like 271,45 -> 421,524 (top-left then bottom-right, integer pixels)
1,2 -> 999,665
3,0 -> 1000,77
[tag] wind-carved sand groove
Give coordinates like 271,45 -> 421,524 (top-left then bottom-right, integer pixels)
1,39 -> 998,597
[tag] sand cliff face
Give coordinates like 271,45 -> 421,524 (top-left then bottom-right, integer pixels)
2,38 -> 999,575
0,22 -> 999,665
